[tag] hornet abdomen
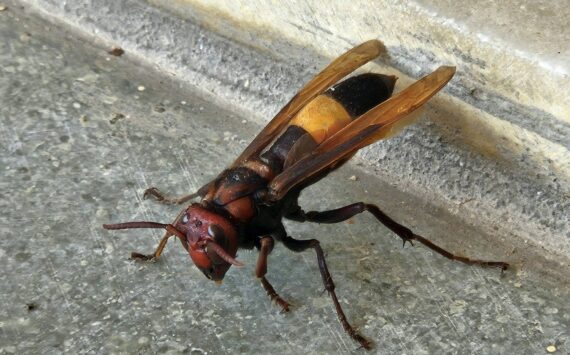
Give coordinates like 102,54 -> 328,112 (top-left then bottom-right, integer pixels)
262,73 -> 396,171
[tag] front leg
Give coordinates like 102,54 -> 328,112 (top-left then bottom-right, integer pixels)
143,187 -> 200,205
103,222 -> 183,262
288,202 -> 509,270
143,182 -> 212,205
281,235 -> 372,350
256,236 -> 291,312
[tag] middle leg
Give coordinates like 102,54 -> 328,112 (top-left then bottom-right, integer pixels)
256,236 -> 291,312
281,235 -> 372,350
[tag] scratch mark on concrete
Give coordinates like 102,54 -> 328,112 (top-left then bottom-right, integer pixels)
46,258 -> 74,321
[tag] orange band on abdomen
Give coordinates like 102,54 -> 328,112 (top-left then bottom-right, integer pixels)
289,95 -> 352,144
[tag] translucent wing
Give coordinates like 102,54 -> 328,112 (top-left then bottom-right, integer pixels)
231,40 -> 385,167
268,66 -> 456,200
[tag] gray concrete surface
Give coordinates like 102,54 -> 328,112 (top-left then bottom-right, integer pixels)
1,4 -> 569,355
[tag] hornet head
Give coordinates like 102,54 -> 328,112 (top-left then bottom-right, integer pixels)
103,203 -> 242,282
174,204 -> 240,281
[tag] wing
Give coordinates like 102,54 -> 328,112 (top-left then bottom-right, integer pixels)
268,66 -> 456,201
231,40 -> 385,167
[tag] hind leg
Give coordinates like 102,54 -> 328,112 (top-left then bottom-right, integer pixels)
288,202 -> 508,270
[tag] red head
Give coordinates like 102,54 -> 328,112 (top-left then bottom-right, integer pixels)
174,205 -> 240,281
103,204 -> 242,282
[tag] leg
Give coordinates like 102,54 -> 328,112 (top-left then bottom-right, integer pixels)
291,202 -> 508,270
281,235 -> 372,350
256,236 -> 290,312
143,182 -> 211,205
131,226 -> 180,261
143,188 -> 199,205
104,221 -> 186,262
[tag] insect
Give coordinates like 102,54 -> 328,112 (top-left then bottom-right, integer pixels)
103,40 -> 509,349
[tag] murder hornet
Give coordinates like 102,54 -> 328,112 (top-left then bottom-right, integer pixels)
103,40 -> 508,350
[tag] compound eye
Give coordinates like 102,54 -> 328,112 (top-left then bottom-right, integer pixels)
207,224 -> 231,255
207,224 -> 225,242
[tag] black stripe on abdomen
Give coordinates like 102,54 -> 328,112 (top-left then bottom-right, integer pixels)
261,125 -> 309,169
326,73 -> 396,117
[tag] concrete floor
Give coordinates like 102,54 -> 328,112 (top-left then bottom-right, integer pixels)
1,6 -> 569,355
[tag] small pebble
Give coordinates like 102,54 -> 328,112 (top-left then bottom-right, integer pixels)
137,85 -> 145,92
20,32 -> 31,42
108,47 -> 124,56
109,113 -> 125,124
73,102 -> 81,109
546,345 -> 556,353
0,5 -> 7,11
349,175 -> 358,181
